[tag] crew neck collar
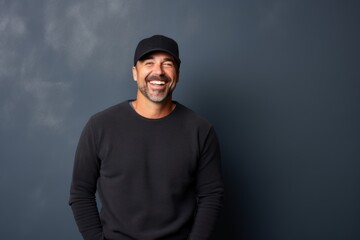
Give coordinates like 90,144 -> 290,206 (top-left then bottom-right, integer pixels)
128,100 -> 178,121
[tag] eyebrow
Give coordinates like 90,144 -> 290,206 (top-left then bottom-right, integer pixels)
163,57 -> 175,63
139,55 -> 154,61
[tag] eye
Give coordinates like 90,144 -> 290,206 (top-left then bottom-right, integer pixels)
144,60 -> 154,66
163,61 -> 174,68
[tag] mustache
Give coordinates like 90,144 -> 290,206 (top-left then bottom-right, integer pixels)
145,74 -> 170,82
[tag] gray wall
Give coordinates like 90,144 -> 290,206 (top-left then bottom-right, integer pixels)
1,1 -> 359,239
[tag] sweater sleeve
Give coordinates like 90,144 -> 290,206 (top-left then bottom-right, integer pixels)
69,118 -> 104,240
188,127 -> 224,240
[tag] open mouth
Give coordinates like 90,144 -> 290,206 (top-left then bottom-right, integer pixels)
149,80 -> 166,85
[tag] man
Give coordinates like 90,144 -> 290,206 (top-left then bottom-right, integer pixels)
69,35 -> 224,240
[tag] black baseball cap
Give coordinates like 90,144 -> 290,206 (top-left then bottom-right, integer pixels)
134,35 -> 181,67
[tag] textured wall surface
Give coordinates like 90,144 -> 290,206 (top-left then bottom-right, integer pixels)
1,1 -> 359,239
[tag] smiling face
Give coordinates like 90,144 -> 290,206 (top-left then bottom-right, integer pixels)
132,51 -> 179,103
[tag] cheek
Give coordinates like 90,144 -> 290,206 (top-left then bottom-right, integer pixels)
140,70 -> 152,79
173,75 -> 179,84
167,70 -> 177,80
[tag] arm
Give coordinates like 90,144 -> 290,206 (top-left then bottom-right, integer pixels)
189,127 -> 224,240
69,118 -> 104,240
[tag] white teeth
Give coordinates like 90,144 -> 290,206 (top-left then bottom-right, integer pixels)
150,80 -> 165,85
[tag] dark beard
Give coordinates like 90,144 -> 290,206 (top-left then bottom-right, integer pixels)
145,74 -> 170,83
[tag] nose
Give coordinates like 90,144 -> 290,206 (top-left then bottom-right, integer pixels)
152,62 -> 164,75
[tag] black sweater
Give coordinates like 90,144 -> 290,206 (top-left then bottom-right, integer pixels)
69,101 -> 224,240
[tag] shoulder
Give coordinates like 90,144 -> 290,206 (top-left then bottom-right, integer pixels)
174,102 -> 213,130
175,103 -> 220,148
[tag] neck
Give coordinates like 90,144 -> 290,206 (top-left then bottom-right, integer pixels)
132,93 -> 176,119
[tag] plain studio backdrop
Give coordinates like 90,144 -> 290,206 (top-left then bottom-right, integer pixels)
0,1 -> 359,239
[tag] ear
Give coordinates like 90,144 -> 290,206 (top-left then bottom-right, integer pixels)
132,66 -> 138,81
